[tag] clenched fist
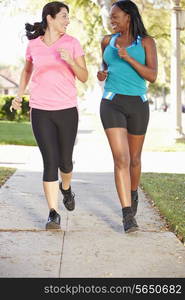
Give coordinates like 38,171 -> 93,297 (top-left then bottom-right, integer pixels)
116,44 -> 130,61
10,96 -> 22,112
58,47 -> 74,65
97,70 -> 108,81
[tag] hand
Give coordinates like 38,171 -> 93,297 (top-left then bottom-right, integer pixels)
116,44 -> 130,61
10,96 -> 22,112
97,70 -> 108,81
58,47 -> 74,65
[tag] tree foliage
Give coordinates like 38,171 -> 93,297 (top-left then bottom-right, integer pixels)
71,0 -> 185,97
1,0 -> 185,97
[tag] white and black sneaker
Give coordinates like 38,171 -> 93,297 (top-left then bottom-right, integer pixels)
59,182 -> 75,211
122,207 -> 138,233
46,209 -> 61,230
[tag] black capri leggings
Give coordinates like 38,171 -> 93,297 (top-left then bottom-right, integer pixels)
31,107 -> 78,182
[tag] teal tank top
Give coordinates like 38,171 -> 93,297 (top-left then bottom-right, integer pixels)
103,33 -> 147,98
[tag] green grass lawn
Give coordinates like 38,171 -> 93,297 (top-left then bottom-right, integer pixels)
144,127 -> 185,152
1,113 -> 185,150
0,121 -> 36,146
143,111 -> 185,152
140,173 -> 185,244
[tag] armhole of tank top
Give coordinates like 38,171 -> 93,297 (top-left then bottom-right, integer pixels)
103,35 -> 113,52
140,36 -> 146,48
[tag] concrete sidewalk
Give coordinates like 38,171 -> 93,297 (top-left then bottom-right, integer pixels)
0,114 -> 185,278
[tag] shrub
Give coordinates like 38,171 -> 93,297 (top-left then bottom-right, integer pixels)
0,95 -> 30,121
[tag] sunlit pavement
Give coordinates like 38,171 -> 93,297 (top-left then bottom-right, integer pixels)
0,111 -> 185,278
0,110 -> 184,174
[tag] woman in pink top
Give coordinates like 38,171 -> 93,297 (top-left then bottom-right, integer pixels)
10,1 -> 88,230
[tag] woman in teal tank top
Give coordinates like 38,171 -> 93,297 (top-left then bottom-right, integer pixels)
97,0 -> 158,233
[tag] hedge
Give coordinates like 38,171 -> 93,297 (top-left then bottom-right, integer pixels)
0,95 -> 30,121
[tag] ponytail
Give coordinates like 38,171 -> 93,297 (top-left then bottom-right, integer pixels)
25,2 -> 69,40
25,21 -> 46,40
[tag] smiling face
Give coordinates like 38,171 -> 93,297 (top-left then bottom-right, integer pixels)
110,5 -> 130,33
47,7 -> 70,34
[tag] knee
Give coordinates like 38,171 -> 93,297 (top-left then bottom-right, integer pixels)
130,156 -> 141,168
59,160 -> 73,174
114,154 -> 130,170
43,162 -> 58,181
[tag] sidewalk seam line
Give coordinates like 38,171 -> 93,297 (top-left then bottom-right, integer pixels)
58,213 -> 69,277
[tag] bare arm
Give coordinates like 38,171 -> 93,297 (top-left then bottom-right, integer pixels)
68,55 -> 88,83
17,60 -> 33,97
101,35 -> 111,71
97,35 -> 111,81
117,37 -> 158,83
11,60 -> 33,110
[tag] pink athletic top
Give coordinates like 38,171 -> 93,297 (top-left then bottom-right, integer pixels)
26,34 -> 85,110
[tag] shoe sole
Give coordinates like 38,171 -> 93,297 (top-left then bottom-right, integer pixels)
125,226 -> 139,233
63,201 -> 75,211
64,206 -> 75,211
46,222 -> 61,230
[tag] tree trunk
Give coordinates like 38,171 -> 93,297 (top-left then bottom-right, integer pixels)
94,0 -> 113,32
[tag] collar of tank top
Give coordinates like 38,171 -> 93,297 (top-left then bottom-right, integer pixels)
110,33 -> 141,50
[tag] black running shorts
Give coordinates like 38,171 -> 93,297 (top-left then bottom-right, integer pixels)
100,94 -> 149,135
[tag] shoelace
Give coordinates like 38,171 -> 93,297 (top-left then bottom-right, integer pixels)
63,192 -> 75,203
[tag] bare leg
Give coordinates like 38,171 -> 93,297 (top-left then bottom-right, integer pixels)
43,181 -> 59,211
59,171 -> 72,190
127,134 -> 145,191
105,128 -> 131,207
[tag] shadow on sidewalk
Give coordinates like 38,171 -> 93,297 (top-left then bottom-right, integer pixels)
0,170 -> 121,232
0,170 -> 165,234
